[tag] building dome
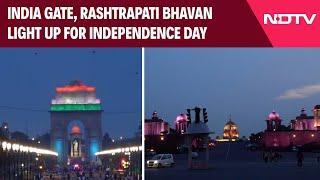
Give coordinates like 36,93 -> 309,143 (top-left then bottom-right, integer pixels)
268,111 -> 280,121
71,125 -> 81,134
175,114 -> 188,123
223,119 -> 239,139
314,105 -> 320,110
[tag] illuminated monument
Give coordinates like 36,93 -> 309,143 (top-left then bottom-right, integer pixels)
223,118 -> 239,140
50,81 -> 102,165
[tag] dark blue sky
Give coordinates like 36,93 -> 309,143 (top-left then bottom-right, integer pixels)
146,48 -> 320,137
0,48 -> 141,139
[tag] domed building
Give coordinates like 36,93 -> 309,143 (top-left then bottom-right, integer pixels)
223,118 -> 239,139
175,114 -> 189,134
266,111 -> 282,131
290,106 -> 320,131
263,107 -> 320,149
144,111 -> 169,135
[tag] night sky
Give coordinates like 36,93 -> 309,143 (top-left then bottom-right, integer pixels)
0,48 -> 141,139
146,48 -> 320,137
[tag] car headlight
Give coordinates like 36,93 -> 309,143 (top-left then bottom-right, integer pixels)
147,161 -> 149,163
154,160 -> 158,164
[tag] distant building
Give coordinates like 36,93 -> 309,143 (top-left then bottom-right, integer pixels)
144,111 -> 169,135
50,80 -> 102,165
263,106 -> 320,149
223,118 -> 239,139
291,107 -> 320,130
145,112 -> 184,153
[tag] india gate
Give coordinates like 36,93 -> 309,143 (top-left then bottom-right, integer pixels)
50,80 -> 102,165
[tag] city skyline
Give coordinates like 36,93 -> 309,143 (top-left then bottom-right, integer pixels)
146,48 -> 320,136
0,48 -> 141,138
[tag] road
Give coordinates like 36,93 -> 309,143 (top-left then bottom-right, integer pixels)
145,142 -> 320,180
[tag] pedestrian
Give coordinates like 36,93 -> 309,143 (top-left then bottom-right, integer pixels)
79,171 -> 85,180
105,172 -> 109,180
271,151 -> 276,162
274,152 -> 281,162
263,151 -> 268,163
297,150 -> 304,167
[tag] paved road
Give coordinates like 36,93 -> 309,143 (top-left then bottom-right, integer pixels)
145,142 -> 320,180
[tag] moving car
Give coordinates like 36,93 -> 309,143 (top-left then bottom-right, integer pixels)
146,149 -> 157,157
192,151 -> 199,159
245,143 -> 259,151
147,154 -> 174,168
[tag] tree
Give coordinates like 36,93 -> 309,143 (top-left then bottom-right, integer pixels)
36,133 -> 51,148
102,132 -> 112,148
11,131 -> 29,143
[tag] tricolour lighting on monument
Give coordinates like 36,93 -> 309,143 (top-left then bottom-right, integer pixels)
1,141 -> 58,156
50,80 -> 102,111
95,146 -> 142,156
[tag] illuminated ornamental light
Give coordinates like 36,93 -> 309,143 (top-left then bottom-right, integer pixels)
95,146 -> 142,156
0,141 -> 58,156
50,80 -> 102,111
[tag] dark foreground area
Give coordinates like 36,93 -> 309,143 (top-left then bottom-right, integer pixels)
145,142 -> 320,180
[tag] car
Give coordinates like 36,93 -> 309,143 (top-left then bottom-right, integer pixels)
292,146 -> 299,152
147,154 -> 174,168
191,152 -> 199,159
245,143 -> 259,151
146,149 -> 157,157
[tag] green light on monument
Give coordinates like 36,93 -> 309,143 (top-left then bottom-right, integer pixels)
50,104 -> 102,111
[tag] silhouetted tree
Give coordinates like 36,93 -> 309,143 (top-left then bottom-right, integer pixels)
249,132 -> 263,144
11,131 -> 29,143
36,133 -> 51,148
102,132 -> 112,148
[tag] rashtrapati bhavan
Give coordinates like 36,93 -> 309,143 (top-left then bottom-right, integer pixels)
263,106 -> 320,148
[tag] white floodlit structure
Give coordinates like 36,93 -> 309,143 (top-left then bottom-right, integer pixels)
95,146 -> 142,156
0,141 -> 58,156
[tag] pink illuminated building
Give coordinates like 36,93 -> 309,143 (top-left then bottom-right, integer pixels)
291,107 -> 320,130
266,111 -> 282,131
144,111 -> 170,135
175,114 -> 189,134
263,106 -> 320,149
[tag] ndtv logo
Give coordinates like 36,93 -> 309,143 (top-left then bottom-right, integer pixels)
264,14 -> 317,25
